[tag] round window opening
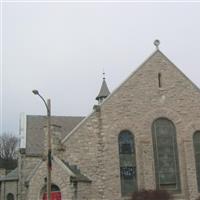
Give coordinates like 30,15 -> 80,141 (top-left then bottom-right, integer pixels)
7,193 -> 14,200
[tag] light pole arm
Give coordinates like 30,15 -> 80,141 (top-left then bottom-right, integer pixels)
32,89 -> 50,116
37,93 -> 50,116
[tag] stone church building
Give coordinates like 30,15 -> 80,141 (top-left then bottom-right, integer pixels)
1,44 -> 200,200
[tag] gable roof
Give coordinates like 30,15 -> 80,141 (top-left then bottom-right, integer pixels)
24,157 -> 91,185
99,49 -> 200,105
62,49 -> 200,143
61,50 -> 158,143
26,115 -> 84,156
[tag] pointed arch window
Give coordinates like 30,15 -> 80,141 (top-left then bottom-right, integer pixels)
193,131 -> 200,191
152,118 -> 180,191
119,130 -> 137,196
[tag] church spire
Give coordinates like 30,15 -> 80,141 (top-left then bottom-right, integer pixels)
96,72 -> 110,104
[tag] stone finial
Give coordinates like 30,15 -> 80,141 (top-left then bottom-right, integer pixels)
154,39 -> 160,50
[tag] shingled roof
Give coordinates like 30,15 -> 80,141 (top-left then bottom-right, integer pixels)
26,115 -> 84,156
96,78 -> 110,102
62,160 -> 91,183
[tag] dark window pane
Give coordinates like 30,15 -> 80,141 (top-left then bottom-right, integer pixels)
121,143 -> 132,154
159,172 -> 176,184
120,166 -> 136,179
119,131 -> 137,196
51,185 -> 60,192
194,145 -> 200,153
152,118 -> 180,191
7,193 -> 14,200
194,132 -> 200,141
193,131 -> 200,191
119,154 -> 135,166
121,179 -> 136,195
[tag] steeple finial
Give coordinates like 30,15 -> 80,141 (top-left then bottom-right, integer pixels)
96,71 -> 110,104
154,39 -> 160,50
103,68 -> 106,80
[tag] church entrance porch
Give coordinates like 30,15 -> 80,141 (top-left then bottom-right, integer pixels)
41,184 -> 61,200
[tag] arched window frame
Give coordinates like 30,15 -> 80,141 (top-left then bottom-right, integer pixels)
193,131 -> 200,192
118,130 -> 137,196
7,193 -> 14,200
152,117 -> 181,192
41,184 -> 61,200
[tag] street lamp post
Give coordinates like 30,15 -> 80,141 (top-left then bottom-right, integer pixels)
32,90 -> 51,200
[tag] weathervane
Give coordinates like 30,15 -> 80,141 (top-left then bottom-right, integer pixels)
154,39 -> 160,50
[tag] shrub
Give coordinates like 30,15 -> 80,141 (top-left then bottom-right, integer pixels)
131,189 -> 173,200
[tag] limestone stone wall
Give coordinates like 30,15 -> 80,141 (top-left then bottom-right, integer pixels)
76,182 -> 92,200
99,51 -> 200,200
21,156 -> 41,179
18,154 -> 41,200
62,51 -> 200,200
0,169 -> 6,177
0,181 -> 18,200
27,160 -> 74,200
62,113 -> 102,200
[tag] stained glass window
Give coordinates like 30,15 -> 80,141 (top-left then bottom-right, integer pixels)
152,118 -> 180,191
193,131 -> 200,191
119,131 -> 137,196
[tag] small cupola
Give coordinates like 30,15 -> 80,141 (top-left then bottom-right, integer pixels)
96,73 -> 110,104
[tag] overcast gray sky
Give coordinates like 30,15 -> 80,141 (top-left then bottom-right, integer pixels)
1,1 -> 200,135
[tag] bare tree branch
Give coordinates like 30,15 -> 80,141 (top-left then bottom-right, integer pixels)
0,133 -> 18,160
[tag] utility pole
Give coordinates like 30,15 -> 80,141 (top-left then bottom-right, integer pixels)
32,90 -> 52,200
47,99 -> 51,200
